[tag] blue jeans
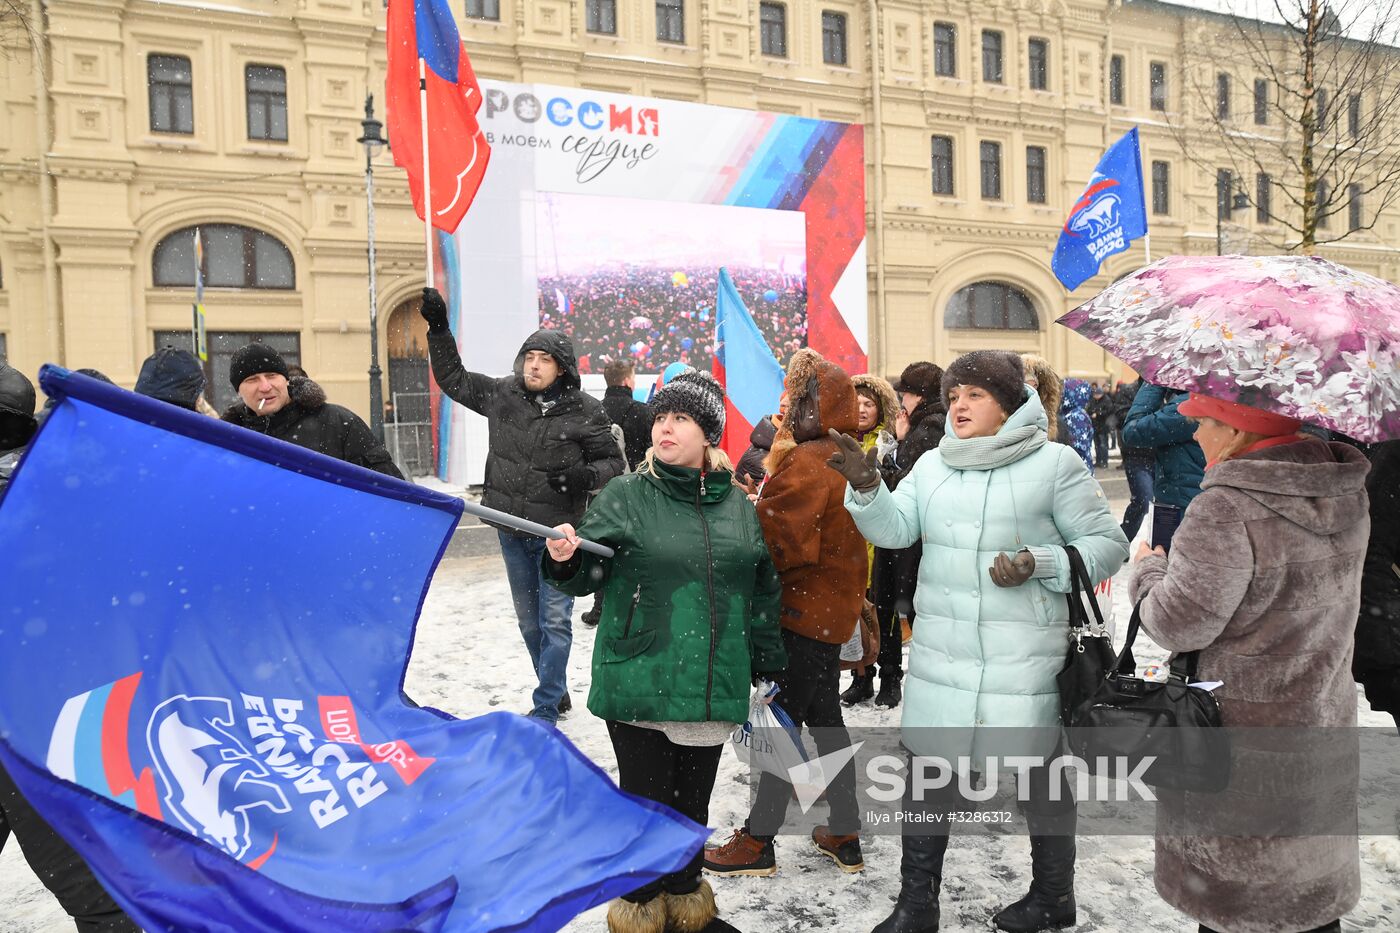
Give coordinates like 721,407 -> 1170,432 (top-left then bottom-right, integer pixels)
498,531 -> 574,722
1120,461 -> 1155,541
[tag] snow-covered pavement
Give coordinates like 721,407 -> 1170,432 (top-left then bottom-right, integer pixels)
3,514 -> 1398,931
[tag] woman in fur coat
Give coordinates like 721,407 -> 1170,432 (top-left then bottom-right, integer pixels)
1130,393 -> 1370,933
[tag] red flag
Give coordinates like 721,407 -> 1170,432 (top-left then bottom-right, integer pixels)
386,0 -> 491,234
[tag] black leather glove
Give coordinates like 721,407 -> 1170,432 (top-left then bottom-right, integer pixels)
547,463 -> 593,496
825,428 -> 881,492
752,671 -> 784,688
420,287 -> 450,335
989,550 -> 1036,588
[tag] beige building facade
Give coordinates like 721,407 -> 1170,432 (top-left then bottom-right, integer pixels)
1,0 -> 1397,421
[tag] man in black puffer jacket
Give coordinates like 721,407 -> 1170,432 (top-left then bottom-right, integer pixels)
221,344 -> 403,479
421,287 -> 625,723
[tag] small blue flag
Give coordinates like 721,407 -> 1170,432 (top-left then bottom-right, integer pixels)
0,367 -> 708,932
1052,127 -> 1148,291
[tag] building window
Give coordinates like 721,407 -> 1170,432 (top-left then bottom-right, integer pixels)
945,282 -> 1040,331
1256,173 -> 1272,223
759,2 -> 786,57
934,22 -> 956,77
656,0 -> 684,43
245,65 -> 288,142
157,331 -> 301,414
982,30 -> 1003,84
1317,178 -> 1330,228
980,141 -> 1002,200
1109,54 -> 1124,105
1348,94 -> 1361,137
1026,146 -> 1047,204
1151,160 -> 1170,214
465,0 -> 499,20
1316,88 -> 1329,132
1028,38 -> 1048,91
148,54 -> 194,135
154,224 -> 294,290
931,136 -> 954,196
1150,61 -> 1167,111
821,11 -> 848,66
1217,168 -> 1236,219
1254,78 -> 1268,124
586,0 -> 617,34
1216,73 -> 1230,120
1348,184 -> 1363,231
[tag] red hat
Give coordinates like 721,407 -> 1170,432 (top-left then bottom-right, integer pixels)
1177,393 -> 1303,436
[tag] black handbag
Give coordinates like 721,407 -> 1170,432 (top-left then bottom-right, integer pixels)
1066,602 -> 1231,794
1055,547 -> 1117,726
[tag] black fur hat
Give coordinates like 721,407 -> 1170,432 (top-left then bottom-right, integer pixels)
649,370 -> 725,446
941,350 -> 1026,417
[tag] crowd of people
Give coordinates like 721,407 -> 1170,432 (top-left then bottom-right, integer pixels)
0,277 -> 1395,933
536,265 -> 808,373
422,279 -> 1398,933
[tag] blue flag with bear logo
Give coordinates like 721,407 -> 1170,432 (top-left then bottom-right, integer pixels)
0,366 -> 707,932
1052,127 -> 1148,291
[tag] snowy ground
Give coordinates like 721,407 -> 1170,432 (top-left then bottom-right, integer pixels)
3,487 -> 1399,931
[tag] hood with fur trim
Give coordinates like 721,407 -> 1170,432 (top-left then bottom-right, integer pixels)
1021,354 -> 1063,442
764,348 -> 858,474
852,373 -> 899,436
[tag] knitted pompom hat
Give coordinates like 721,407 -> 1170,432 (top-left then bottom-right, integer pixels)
649,369 -> 726,445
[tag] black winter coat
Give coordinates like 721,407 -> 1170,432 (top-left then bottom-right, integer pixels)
1356,440 -> 1400,716
872,401 -> 946,616
222,378 -> 403,479
602,385 -> 651,470
735,416 -> 778,485
426,328 -> 624,532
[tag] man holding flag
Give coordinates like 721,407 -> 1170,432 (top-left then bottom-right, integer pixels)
1052,127 -> 1149,291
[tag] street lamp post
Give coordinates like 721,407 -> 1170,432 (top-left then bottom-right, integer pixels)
358,94 -> 387,441
1216,175 -> 1251,256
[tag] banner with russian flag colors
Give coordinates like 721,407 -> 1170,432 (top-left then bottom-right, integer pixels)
0,368 -> 708,933
386,0 -> 491,234
429,80 -> 866,485
713,267 -> 786,462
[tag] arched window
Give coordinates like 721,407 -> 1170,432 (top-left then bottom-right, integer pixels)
153,224 -> 294,289
944,281 -> 1039,330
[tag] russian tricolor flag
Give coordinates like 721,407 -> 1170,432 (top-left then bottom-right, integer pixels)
386,0 -> 491,234
712,268 -> 785,463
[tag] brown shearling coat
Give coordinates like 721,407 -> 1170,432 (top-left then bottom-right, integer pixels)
1130,438 -> 1370,933
758,350 -> 866,645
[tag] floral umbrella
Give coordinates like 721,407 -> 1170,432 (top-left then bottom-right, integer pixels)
1057,254 -> 1400,442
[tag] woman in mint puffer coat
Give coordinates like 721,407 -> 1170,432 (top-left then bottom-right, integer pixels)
828,350 -> 1128,933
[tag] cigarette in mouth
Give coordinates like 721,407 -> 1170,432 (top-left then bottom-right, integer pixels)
258,398 -> 267,411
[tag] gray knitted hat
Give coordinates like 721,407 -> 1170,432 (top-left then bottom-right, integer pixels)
649,370 -> 726,445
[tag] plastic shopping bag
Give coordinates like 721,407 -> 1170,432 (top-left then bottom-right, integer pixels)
729,681 -> 808,780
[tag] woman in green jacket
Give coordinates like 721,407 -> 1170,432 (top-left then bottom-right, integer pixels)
545,370 -> 787,933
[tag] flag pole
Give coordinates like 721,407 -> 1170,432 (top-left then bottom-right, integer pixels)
418,57 -> 434,288
1144,230 -> 1152,264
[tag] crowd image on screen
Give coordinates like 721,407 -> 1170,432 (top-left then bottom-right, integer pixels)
536,264 -> 807,374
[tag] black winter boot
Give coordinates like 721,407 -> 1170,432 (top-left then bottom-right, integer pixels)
871,831 -> 947,933
991,834 -> 1076,932
875,671 -> 903,708
841,671 -> 875,706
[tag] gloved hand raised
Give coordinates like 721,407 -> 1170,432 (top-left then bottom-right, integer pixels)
989,550 -> 1036,588
825,429 -> 881,493
420,287 -> 450,335
547,462 -> 593,496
